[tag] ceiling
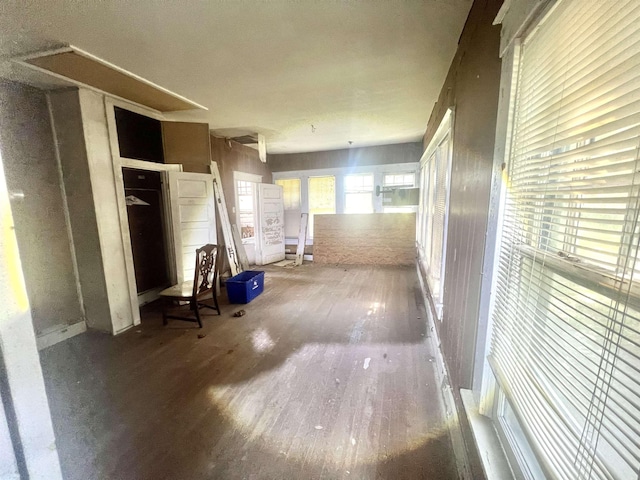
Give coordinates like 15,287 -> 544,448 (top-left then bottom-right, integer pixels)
0,0 -> 472,154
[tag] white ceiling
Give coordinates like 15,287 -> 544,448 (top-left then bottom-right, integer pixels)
0,0 -> 472,154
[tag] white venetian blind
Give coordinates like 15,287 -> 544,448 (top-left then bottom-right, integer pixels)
275,178 -> 301,210
308,176 -> 336,238
419,112 -> 452,313
490,1 -> 640,479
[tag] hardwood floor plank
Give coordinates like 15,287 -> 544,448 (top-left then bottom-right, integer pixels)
39,264 -> 457,479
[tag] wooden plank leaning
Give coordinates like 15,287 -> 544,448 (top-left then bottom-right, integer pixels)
209,161 -> 240,277
295,213 -> 309,266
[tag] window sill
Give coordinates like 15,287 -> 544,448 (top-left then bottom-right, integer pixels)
517,244 -> 640,310
460,389 -> 515,480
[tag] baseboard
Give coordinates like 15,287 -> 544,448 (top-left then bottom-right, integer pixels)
137,287 -> 164,306
416,264 -> 473,480
36,321 -> 87,350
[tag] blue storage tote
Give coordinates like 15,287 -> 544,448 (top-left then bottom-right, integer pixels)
226,270 -> 265,304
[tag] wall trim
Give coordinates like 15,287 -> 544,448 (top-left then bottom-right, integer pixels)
36,321 -> 87,351
416,264 -> 473,480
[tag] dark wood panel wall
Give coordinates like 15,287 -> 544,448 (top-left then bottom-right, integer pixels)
209,135 -> 272,259
268,142 -> 422,172
210,135 -> 272,217
421,0 -> 503,390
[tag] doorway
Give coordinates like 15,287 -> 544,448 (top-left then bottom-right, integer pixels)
234,171 -> 262,265
122,167 -> 171,304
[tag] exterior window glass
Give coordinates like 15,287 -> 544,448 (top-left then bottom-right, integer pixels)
275,178 -> 301,210
344,173 -> 374,214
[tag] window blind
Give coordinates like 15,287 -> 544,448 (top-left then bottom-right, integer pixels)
308,176 -> 335,238
489,1 -> 640,479
418,122 -> 452,311
275,178 -> 301,210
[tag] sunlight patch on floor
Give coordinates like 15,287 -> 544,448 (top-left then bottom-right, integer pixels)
207,342 -> 450,467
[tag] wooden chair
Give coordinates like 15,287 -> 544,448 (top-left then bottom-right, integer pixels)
160,244 -> 221,328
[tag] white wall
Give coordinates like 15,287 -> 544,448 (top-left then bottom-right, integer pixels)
0,82 -> 85,345
0,145 -> 62,479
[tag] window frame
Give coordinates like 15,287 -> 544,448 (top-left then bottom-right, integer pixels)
474,2 -> 640,479
233,171 -> 262,245
343,172 -> 374,214
418,108 -> 454,320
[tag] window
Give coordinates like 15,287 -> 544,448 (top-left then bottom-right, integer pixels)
487,2 -> 640,479
418,110 -> 452,317
383,173 -> 415,188
236,180 -> 255,240
275,178 -> 301,210
308,176 -> 335,237
344,173 -> 374,214
383,206 -> 414,213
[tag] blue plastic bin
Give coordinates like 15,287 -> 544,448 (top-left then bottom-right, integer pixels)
226,270 -> 265,304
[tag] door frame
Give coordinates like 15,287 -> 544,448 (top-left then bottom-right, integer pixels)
233,171 -> 262,241
104,96 -> 181,315
121,163 -> 179,306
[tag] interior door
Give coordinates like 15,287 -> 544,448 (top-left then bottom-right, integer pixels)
255,183 -> 285,265
168,171 -> 216,283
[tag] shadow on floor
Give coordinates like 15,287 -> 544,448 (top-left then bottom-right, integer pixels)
39,264 -> 454,480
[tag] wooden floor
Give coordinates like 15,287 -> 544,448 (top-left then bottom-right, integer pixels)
39,264 -> 457,480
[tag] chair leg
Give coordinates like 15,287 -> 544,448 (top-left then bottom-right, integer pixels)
212,291 -> 220,315
193,302 -> 203,328
162,298 -> 169,326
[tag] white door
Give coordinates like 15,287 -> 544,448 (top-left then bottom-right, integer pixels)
168,172 -> 216,283
255,183 -> 285,265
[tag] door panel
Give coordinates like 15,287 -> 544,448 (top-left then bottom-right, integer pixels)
256,183 -> 285,265
168,171 -> 216,283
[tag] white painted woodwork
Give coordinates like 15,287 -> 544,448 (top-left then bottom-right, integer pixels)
19,46 -> 206,112
211,162 -> 241,275
79,89 -> 138,333
35,321 -> 88,351
168,171 -> 216,283
295,213 -> 309,266
0,152 -> 63,479
255,183 -> 286,266
232,224 -> 250,271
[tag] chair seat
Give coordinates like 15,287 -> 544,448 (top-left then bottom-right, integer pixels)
159,281 -> 194,298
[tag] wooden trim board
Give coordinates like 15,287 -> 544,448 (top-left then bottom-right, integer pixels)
36,321 -> 87,351
17,46 -> 206,112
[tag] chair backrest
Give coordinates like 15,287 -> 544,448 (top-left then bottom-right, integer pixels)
191,244 -> 219,297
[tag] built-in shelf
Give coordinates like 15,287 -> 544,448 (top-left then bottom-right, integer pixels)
15,45 -> 206,112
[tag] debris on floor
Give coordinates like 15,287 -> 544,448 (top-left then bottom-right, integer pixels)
315,425 -> 323,430
363,357 -> 371,369
383,353 -> 387,359
233,309 -> 246,317
197,333 -> 206,339
273,259 -> 295,267
227,349 -> 234,354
